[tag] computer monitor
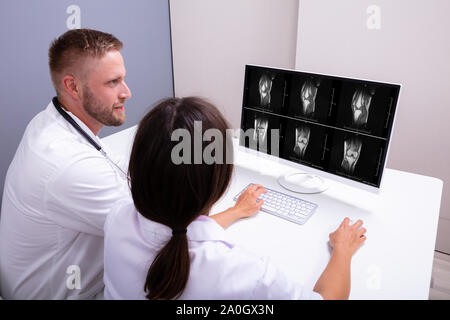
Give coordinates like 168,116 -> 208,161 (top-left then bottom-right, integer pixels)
239,64 -> 401,194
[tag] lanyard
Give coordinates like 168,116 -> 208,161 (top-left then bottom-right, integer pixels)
52,97 -> 128,178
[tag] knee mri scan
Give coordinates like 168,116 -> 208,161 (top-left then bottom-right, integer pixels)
300,78 -> 321,117
350,85 -> 376,128
293,124 -> 311,159
258,74 -> 275,108
341,136 -> 362,175
253,117 -> 269,152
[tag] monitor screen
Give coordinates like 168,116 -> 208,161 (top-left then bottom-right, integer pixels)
239,65 -> 401,189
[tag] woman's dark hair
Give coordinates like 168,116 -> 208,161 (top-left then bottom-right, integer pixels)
128,97 -> 234,300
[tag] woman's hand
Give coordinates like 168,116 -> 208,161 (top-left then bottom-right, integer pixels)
232,184 -> 267,219
210,184 -> 267,229
313,218 -> 367,299
329,218 -> 367,257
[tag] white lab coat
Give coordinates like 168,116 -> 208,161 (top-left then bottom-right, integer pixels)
103,198 -> 323,300
0,100 -> 130,299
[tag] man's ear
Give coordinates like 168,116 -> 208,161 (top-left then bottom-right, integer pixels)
61,75 -> 82,101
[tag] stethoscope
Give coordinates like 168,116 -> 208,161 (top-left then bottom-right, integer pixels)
52,96 -> 128,178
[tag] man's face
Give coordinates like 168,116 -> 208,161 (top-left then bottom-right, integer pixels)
81,50 -> 131,128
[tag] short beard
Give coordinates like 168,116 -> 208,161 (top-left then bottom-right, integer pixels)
82,85 -> 125,127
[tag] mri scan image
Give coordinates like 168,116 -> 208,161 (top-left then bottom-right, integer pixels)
300,79 -> 321,117
258,74 -> 274,108
341,136 -> 362,175
293,125 -> 311,159
253,117 -> 269,151
351,86 -> 376,128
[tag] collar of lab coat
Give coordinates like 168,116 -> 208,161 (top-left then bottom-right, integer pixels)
49,99 -> 105,150
137,213 -> 235,248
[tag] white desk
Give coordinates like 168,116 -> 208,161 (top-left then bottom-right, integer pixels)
103,126 -> 443,300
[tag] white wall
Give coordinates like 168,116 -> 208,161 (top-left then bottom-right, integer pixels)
169,0 -> 299,127
295,0 -> 450,253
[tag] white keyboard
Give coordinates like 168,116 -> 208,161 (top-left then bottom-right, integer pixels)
233,184 -> 318,225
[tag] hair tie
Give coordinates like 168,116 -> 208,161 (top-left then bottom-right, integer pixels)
172,229 -> 187,236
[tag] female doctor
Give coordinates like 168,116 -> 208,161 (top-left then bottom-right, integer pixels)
103,97 -> 366,300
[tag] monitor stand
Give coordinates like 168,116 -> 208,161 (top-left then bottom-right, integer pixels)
278,172 -> 328,194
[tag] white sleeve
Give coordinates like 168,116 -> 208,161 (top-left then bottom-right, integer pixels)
252,256 -> 323,300
45,154 -> 130,236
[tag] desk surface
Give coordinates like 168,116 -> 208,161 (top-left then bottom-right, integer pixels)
103,126 -> 443,299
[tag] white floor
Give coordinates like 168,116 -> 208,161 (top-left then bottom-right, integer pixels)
429,251 -> 450,300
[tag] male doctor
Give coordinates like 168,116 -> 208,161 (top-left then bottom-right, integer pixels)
0,29 -> 132,299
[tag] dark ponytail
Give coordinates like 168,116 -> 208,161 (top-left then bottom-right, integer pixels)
128,97 -> 233,300
144,235 -> 189,299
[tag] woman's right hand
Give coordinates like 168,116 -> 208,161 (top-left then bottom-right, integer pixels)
210,184 -> 266,229
329,218 -> 367,257
232,184 -> 267,218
